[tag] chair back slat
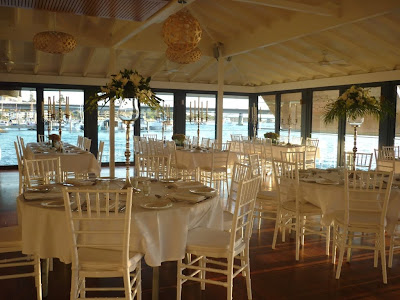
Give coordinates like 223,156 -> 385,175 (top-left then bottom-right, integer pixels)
230,176 -> 261,249
24,157 -> 62,187
63,188 -> 133,267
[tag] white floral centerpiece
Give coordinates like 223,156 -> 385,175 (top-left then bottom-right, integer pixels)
88,68 -> 162,110
323,85 -> 392,124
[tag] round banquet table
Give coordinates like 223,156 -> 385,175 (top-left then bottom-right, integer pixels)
175,149 -> 238,170
25,142 -> 101,176
17,180 -> 223,267
298,181 -> 400,234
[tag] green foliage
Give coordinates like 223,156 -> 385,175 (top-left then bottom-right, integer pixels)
324,85 -> 394,124
87,69 -> 162,111
264,132 -> 279,140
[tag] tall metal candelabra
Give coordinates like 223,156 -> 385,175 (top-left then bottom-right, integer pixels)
45,95 -> 70,141
281,114 -> 297,144
189,100 -> 208,149
348,117 -> 364,170
123,119 -> 133,189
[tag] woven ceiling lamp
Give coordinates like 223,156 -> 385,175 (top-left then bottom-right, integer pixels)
162,8 -> 202,64
33,31 -> 77,54
166,46 -> 202,64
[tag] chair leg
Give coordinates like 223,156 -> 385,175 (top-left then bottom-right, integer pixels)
136,261 -> 142,300
374,236 -> 379,268
332,225 -> 338,265
295,217 -> 300,261
380,232 -> 388,284
272,208 -> 281,249
257,210 -> 262,231
389,235 -> 395,268
34,255 -> 42,300
325,225 -> 331,256
176,260 -> 182,300
244,248 -> 252,300
226,257 -> 234,300
70,267 -> 79,300
123,268 -> 133,300
346,232 -> 353,262
200,256 -> 206,290
336,227 -> 348,279
301,216 -> 306,246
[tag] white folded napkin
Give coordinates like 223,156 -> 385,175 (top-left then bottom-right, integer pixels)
24,191 -> 63,201
170,181 -> 204,189
65,179 -> 96,186
168,192 -> 206,203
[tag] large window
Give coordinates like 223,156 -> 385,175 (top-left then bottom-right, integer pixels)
140,93 -> 174,141
344,86 -> 380,169
0,89 -> 37,166
394,85 -> 400,148
280,92 -> 301,144
44,89 -> 84,148
312,90 -> 339,168
186,94 -> 216,142
222,95 -> 249,142
258,95 -> 276,138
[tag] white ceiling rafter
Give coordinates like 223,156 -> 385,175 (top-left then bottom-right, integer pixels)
223,1 -> 400,58
233,0 -> 338,17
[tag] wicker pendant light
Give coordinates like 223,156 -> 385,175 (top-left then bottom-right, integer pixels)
163,8 -> 202,64
33,31 -> 77,54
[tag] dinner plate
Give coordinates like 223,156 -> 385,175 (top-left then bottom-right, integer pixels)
160,177 -> 181,183
315,179 -> 339,185
41,200 -> 72,208
189,187 -> 217,197
140,201 -> 172,210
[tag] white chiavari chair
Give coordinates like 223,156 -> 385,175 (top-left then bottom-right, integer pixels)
77,136 -> 84,149
37,134 -> 45,143
272,160 -> 330,260
83,137 -> 91,152
374,149 -> 395,172
230,134 -> 243,141
0,226 -> 42,300
136,154 -> 170,180
24,157 -> 62,187
332,169 -> 393,284
223,162 -> 252,231
306,137 -> 319,148
305,146 -> 318,169
344,152 -> 373,170
281,151 -> 306,170
177,176 -> 261,300
199,143 -> 231,195
14,141 -> 25,194
63,187 -> 142,299
200,137 -> 210,148
97,141 -> 105,166
382,145 -> 400,159
143,133 -> 157,141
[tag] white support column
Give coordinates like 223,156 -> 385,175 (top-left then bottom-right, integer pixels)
109,101 -> 115,178
216,57 -> 224,143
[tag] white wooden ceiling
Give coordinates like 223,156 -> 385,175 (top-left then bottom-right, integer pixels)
0,0 -> 399,93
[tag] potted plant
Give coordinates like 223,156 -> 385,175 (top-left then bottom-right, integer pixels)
264,132 -> 279,144
172,133 -> 186,147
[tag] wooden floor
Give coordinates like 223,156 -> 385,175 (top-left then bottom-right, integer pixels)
1,168 -> 400,299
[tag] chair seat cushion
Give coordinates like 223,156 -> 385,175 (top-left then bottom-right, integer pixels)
257,190 -> 277,200
282,201 -> 322,214
200,167 -> 227,172
78,248 -> 142,271
333,210 -> 385,228
0,226 -> 22,248
186,228 -> 232,256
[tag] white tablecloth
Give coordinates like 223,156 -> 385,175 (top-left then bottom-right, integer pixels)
271,144 -> 305,159
299,181 -> 400,234
175,149 -> 238,169
25,143 -> 101,176
17,181 -> 223,266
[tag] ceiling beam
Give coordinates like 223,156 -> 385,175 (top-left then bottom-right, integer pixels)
189,58 -> 215,82
33,50 -> 40,75
223,0 -> 400,58
150,57 -> 167,78
83,48 -> 96,77
233,0 -> 337,17
106,48 -> 116,78
58,54 -> 65,76
112,0 -> 197,48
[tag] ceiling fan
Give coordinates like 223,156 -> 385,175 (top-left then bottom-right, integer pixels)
159,61 -> 188,76
298,51 -> 350,66
0,52 -> 36,68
